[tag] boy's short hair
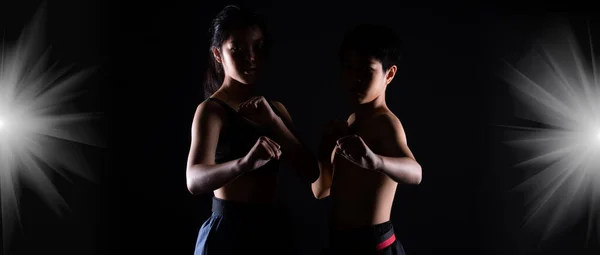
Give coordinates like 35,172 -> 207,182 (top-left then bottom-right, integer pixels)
339,24 -> 402,72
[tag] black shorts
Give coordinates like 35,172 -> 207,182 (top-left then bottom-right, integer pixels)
324,221 -> 406,255
193,197 -> 292,255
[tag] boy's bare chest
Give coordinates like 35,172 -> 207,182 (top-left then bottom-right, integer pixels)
332,121 -> 389,189
348,121 -> 381,150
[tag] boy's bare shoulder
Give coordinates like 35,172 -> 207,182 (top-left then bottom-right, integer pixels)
372,111 -> 404,134
347,110 -> 403,137
371,111 -> 413,158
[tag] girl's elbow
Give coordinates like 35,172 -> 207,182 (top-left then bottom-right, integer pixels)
186,179 -> 202,195
187,181 -> 212,196
186,168 -> 207,195
413,174 -> 422,185
186,181 -> 197,195
412,164 -> 422,185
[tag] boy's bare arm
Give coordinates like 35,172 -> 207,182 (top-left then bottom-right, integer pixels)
335,114 -> 421,185
373,115 -> 422,185
312,149 -> 335,199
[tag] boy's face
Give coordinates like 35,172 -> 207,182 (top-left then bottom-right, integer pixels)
340,50 -> 391,104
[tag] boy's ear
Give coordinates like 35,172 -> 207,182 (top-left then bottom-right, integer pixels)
385,65 -> 397,85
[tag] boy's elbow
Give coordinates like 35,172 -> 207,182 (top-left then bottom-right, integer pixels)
311,182 -> 331,199
312,189 -> 330,200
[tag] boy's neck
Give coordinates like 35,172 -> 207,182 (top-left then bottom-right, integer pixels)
353,94 -> 387,120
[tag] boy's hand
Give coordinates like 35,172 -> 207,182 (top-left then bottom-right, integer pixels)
335,134 -> 382,171
238,96 -> 280,128
318,119 -> 348,163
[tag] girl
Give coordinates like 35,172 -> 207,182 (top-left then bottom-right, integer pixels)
186,5 -> 318,254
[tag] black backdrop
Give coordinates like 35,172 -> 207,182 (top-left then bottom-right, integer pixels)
1,1 -> 599,254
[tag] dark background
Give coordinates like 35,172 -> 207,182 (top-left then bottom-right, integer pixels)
1,0 -> 599,254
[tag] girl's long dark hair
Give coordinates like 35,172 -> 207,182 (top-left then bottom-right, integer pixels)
203,5 -> 269,98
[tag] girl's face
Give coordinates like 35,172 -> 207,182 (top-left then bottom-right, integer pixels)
214,25 -> 266,85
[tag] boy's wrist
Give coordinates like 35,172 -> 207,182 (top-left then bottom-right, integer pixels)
373,154 -> 385,172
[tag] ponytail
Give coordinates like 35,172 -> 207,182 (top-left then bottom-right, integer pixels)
203,48 -> 224,98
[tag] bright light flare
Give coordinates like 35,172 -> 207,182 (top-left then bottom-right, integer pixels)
0,7 -> 105,252
498,21 -> 600,246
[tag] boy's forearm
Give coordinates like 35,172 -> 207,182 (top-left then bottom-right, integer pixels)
375,155 -> 422,185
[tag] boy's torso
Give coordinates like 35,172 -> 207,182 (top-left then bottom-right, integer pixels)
330,110 -> 399,229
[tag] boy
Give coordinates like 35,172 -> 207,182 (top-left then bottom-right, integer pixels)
312,24 -> 423,255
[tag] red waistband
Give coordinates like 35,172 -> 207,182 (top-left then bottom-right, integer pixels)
344,234 -> 396,254
376,233 -> 396,250
332,225 -> 397,254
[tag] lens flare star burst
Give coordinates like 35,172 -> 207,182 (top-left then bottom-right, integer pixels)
498,22 -> 600,245
0,8 -> 105,251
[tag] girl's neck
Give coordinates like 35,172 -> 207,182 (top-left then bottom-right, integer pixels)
219,76 -> 254,103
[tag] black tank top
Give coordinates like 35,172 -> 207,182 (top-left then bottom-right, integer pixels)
207,97 -> 285,172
